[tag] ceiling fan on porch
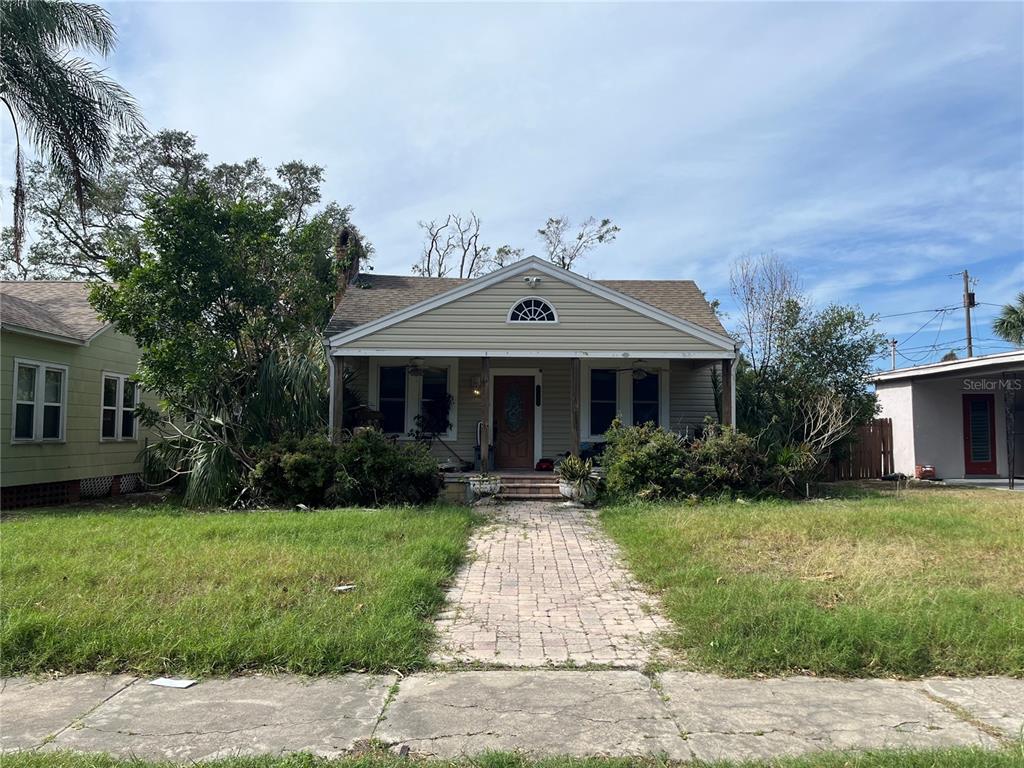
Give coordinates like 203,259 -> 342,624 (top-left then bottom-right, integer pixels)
611,360 -> 652,380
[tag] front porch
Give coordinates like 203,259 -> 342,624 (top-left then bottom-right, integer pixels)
329,353 -> 735,474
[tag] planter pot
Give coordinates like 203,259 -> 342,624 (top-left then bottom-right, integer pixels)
470,477 -> 501,496
559,480 -> 597,505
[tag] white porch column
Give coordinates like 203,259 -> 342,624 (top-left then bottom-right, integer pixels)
331,355 -> 345,443
721,357 -> 735,427
570,357 -> 581,455
479,357 -> 491,469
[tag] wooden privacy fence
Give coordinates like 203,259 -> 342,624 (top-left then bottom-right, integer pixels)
826,418 -> 894,481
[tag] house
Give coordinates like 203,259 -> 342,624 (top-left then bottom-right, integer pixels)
872,350 -> 1024,482
1,281 -> 151,507
324,256 -> 737,486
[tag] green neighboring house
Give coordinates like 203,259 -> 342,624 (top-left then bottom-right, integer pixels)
1,281 -> 151,508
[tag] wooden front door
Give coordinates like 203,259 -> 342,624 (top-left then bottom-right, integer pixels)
963,394 -> 997,475
494,376 -> 534,469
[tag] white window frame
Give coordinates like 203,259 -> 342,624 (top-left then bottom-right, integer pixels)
100,372 -> 140,442
579,360 -> 670,442
367,357 -> 459,440
506,296 -> 559,324
10,357 -> 68,444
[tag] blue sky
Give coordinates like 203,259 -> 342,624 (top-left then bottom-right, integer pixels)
10,2 -> 1024,365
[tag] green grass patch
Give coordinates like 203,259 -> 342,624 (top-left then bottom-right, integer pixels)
601,485 -> 1024,677
0,502 -> 475,676
3,747 -> 1022,768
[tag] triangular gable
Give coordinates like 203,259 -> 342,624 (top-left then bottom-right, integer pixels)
328,257 -> 735,353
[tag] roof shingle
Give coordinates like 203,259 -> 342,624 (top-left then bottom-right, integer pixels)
0,281 -> 109,342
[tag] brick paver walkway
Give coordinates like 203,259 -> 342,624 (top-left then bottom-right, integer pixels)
433,502 -> 672,666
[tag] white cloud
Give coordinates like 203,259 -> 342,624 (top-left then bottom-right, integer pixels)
2,0 -> 1020,369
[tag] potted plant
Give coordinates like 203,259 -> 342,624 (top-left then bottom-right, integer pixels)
469,472 -> 501,497
557,455 -> 599,504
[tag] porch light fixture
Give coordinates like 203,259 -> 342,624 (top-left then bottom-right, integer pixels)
472,376 -> 482,396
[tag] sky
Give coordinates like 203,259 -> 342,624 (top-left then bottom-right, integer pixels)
6,1 -> 1024,367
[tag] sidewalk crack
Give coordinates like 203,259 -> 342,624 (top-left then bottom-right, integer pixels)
41,676 -> 139,749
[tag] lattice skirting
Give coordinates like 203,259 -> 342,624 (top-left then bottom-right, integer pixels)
2,472 -> 145,510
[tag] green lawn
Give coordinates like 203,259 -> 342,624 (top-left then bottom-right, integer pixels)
4,748 -> 1022,768
601,485 -> 1024,678
0,501 -> 475,676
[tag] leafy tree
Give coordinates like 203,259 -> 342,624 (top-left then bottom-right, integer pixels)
993,292 -> 1024,347
91,183 -> 366,506
3,129 -> 362,280
0,0 -> 144,262
730,254 -> 886,462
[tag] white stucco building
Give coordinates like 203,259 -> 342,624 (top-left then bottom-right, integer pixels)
872,350 -> 1024,482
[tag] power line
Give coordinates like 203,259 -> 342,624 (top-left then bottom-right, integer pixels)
876,304 -> 960,319
898,308 -> 951,347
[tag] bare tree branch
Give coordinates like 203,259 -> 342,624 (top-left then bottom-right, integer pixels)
413,212 -> 493,278
729,252 -> 803,375
537,216 -> 619,270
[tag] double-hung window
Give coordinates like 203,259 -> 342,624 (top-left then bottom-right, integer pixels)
12,359 -> 67,442
632,373 -> 660,427
101,373 -> 139,440
589,369 -> 618,437
582,362 -> 668,440
378,366 -> 407,434
371,359 -> 458,439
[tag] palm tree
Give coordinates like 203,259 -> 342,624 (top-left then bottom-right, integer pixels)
0,0 -> 144,260
993,292 -> 1024,347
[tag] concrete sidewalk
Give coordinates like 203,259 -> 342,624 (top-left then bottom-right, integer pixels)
3,672 -> 1021,762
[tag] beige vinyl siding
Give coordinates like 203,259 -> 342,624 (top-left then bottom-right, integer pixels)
344,356 -> 720,466
669,360 -> 719,434
1,328 -> 154,487
345,270 -> 724,353
343,356 -> 572,465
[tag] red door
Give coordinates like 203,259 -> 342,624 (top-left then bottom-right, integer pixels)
962,394 -> 997,475
494,376 -> 534,469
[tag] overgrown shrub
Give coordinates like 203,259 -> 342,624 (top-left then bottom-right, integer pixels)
603,420 -> 688,499
602,419 -> 777,500
251,430 -> 441,507
677,422 -> 768,497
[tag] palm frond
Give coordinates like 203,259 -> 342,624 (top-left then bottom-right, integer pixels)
0,1 -> 117,58
992,292 -> 1024,347
0,0 -> 144,255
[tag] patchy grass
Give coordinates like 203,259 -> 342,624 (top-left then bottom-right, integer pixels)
3,747 -> 1022,768
601,485 -> 1024,678
0,501 -> 475,676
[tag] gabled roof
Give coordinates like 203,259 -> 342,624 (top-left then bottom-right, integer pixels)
871,349 -> 1024,383
0,281 -> 110,344
327,257 -> 730,344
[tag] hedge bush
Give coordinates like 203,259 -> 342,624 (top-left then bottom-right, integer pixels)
251,430 -> 442,507
602,419 -> 773,500
602,420 -> 687,499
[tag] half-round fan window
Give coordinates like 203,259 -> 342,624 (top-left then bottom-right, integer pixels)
508,297 -> 558,323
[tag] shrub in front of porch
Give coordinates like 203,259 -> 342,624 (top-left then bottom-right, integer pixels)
251,431 -> 442,507
602,420 -> 776,500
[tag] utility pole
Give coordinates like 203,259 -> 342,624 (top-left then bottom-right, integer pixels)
890,338 -> 898,370
962,270 -> 975,358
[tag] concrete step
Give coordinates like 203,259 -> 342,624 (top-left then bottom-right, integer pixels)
500,486 -> 563,499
